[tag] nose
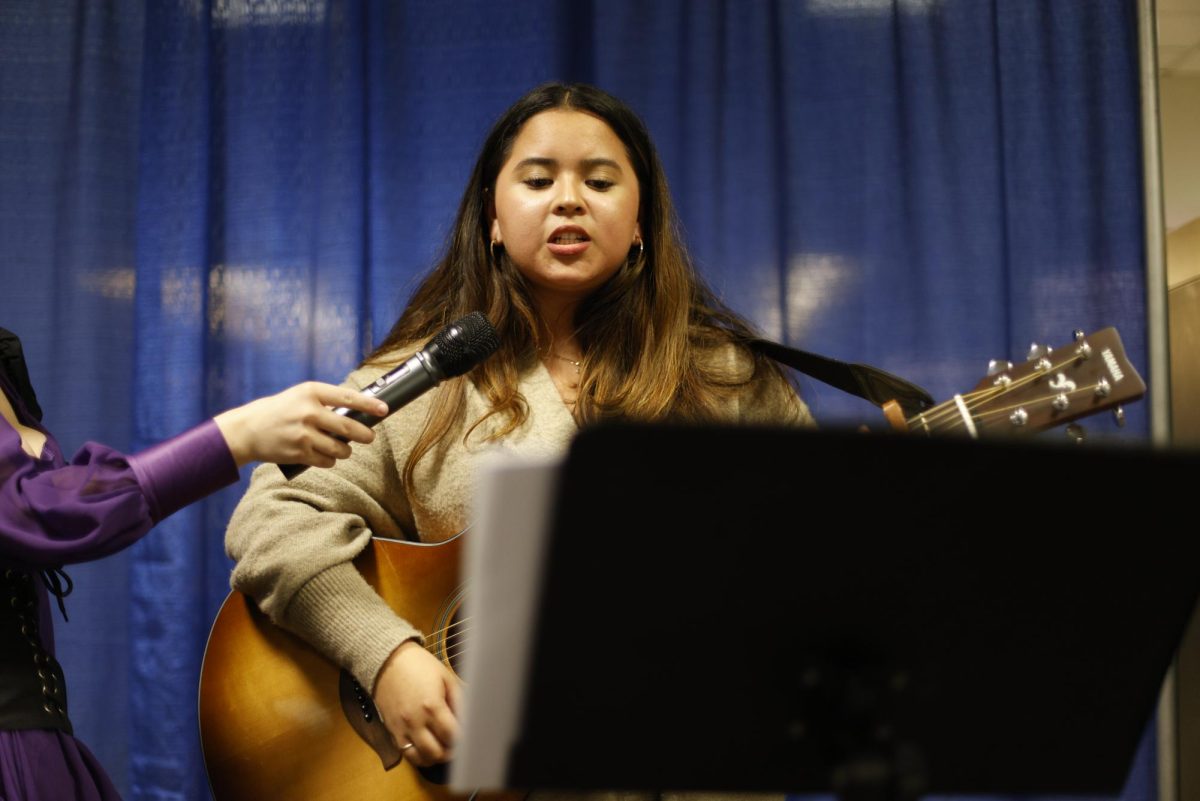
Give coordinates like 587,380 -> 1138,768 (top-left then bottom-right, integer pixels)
554,178 -> 585,215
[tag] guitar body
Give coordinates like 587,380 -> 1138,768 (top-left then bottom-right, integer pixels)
199,533 -> 509,801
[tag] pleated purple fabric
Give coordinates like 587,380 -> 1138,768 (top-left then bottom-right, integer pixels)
0,730 -> 122,801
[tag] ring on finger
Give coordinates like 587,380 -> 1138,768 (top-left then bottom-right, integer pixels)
400,742 -> 415,752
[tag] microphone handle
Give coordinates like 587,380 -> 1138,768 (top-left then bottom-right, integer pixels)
279,352 -> 443,480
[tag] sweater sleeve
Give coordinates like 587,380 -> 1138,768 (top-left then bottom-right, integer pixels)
224,366 -> 425,691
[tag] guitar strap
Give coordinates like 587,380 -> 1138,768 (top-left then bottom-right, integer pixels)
746,337 -> 935,419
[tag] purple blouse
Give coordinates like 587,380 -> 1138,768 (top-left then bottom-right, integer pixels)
0,371 -> 239,800
0,373 -> 238,572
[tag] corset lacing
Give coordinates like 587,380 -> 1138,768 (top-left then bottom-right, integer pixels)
2,567 -> 72,726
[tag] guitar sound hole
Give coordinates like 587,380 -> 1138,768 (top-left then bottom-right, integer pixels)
418,761 -> 450,785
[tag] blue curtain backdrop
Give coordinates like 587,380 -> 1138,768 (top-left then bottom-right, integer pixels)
0,1 -> 1151,799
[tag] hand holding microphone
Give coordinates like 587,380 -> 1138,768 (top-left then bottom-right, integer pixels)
278,312 -> 500,479
214,383 -> 389,469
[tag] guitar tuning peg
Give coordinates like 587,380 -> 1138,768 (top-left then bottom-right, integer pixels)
1073,329 -> 1086,342
1113,406 -> 1126,427
1065,423 -> 1086,444
1027,342 -> 1051,360
987,359 -> 1013,377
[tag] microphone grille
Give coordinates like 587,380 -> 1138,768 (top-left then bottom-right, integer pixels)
431,312 -> 501,377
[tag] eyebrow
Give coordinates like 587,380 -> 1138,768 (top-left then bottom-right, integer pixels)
513,157 -> 624,172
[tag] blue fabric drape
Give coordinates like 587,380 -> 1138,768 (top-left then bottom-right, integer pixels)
0,1 -> 1150,798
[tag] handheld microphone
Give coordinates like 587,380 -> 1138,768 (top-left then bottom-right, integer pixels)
279,311 -> 500,479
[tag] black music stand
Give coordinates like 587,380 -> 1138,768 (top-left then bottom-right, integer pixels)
460,423 -> 1200,801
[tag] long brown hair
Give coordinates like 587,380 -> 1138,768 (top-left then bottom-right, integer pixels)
367,82 -> 790,485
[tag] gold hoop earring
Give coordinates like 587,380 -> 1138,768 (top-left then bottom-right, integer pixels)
630,240 -> 644,264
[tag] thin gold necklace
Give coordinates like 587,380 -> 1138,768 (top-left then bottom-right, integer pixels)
548,352 -> 582,370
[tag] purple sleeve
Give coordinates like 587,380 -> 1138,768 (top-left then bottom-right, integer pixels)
127,419 -> 239,522
0,420 -> 239,569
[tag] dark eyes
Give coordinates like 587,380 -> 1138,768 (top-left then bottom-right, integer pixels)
521,177 -> 614,191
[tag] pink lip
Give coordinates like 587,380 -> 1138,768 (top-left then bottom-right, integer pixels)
546,226 -> 591,257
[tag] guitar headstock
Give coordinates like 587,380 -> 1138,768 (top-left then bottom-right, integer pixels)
907,328 -> 1146,438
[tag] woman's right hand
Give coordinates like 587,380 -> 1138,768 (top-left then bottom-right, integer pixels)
214,381 -> 388,468
373,639 -> 462,766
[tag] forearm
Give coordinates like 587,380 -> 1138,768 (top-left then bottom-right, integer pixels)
282,562 -> 424,691
226,405 -> 420,688
1,421 -> 236,568
127,418 -> 239,522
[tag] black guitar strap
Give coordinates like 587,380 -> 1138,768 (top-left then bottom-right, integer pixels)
747,337 -> 935,419
0,325 -> 933,427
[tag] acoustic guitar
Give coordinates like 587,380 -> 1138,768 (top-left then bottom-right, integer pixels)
197,327 -> 1144,800
199,529 -> 513,801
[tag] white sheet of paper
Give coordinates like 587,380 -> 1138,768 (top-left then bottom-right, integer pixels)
450,450 -> 563,791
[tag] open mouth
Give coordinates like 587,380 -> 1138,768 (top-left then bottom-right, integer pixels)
550,233 -> 590,244
547,227 -> 591,255
549,230 -> 591,244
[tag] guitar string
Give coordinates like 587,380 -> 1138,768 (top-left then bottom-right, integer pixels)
913,369 -> 1049,432
962,382 -> 1108,429
916,378 -> 1102,436
423,616 -> 469,641
440,625 -> 471,649
421,621 -> 472,660
903,387 -> 1006,434
903,378 -> 1020,432
911,347 -> 1093,432
942,368 -> 1102,433
436,624 -> 471,648
441,643 -> 468,663
907,349 -> 1095,433
934,348 -> 1098,428
430,637 -> 469,665
419,626 -> 468,661
921,385 -> 1023,433
430,625 -> 473,662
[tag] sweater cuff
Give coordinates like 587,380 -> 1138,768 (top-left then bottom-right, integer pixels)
127,419 -> 240,522
283,561 -> 424,693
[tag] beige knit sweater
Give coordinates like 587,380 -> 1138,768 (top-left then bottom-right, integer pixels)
226,350 -> 812,695
225,357 -> 580,690
225,350 -> 811,800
